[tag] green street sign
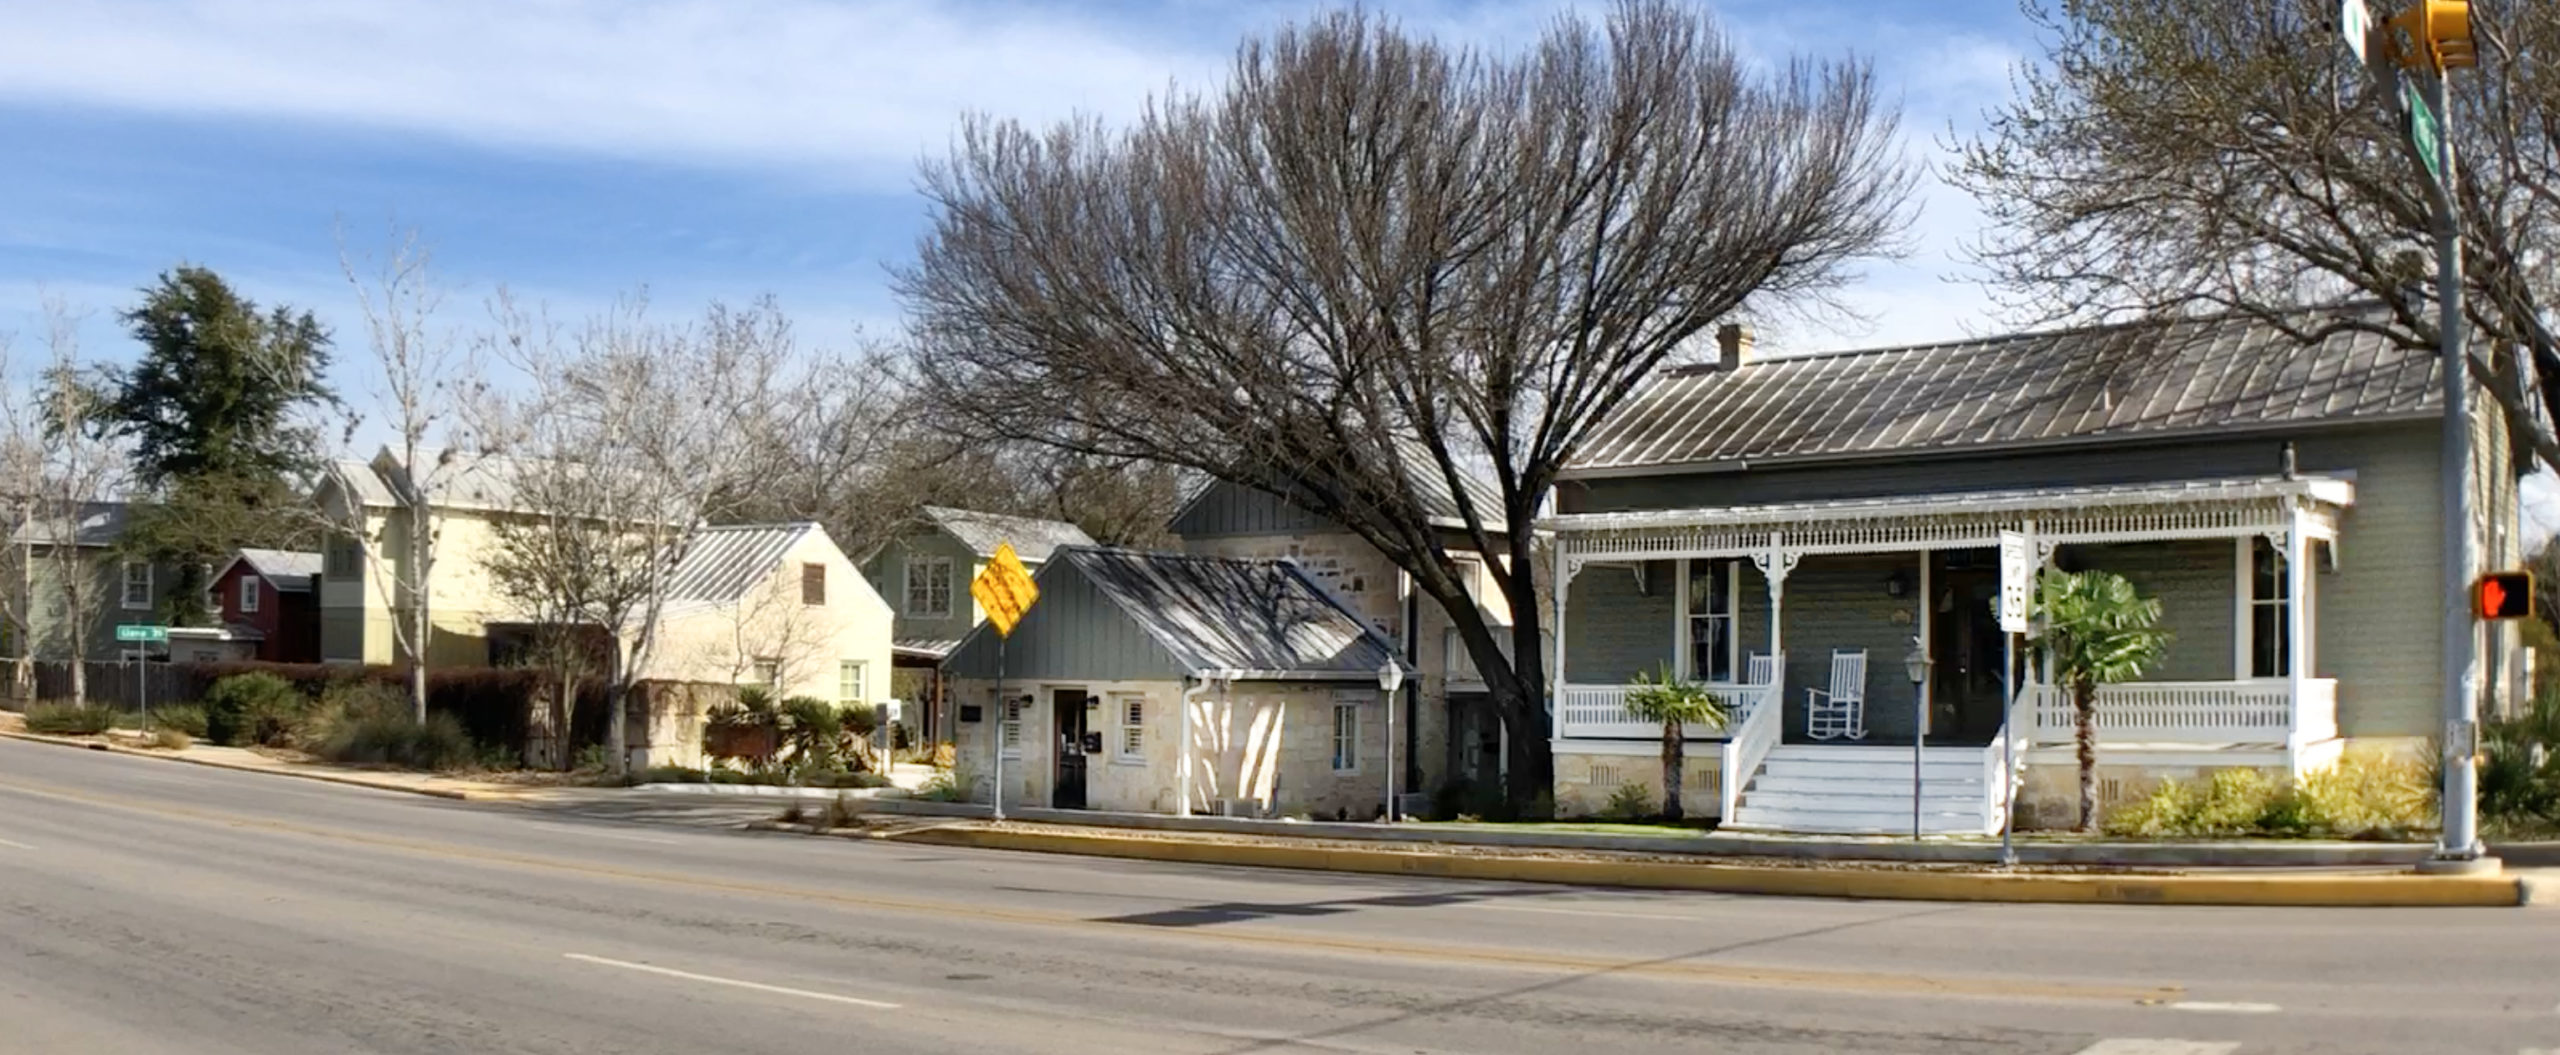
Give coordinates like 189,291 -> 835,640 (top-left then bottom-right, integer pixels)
115,624 -> 167,643
2405,80 -> 2445,187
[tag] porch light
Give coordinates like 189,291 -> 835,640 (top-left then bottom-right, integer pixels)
1885,569 -> 1913,598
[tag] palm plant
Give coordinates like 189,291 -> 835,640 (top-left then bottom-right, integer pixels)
1622,663 -> 1731,822
2032,569 -> 2169,831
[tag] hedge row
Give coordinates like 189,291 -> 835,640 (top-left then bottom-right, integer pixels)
178,662 -> 609,757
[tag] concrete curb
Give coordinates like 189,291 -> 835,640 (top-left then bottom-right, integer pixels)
0,730 -> 494,802
877,824 -> 2524,907
853,798 -> 2437,869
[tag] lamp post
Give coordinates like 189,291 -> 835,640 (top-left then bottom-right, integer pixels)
1903,634 -> 1929,839
1378,660 -> 1406,821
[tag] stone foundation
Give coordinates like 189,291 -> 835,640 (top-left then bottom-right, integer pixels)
1554,748 -> 1721,820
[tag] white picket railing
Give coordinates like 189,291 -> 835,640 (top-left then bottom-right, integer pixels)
1559,681 -> 1774,741
2026,679 -> 2335,743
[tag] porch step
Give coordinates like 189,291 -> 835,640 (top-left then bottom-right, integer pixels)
1727,743 -> 2010,836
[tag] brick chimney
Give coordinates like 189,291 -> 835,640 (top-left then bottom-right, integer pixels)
1715,323 -> 1756,371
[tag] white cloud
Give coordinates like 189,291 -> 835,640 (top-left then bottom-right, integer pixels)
0,0 -> 1233,191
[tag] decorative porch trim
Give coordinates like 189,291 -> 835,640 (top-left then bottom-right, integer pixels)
1547,476 -> 2354,564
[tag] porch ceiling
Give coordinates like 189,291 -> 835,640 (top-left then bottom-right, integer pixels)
1547,474 -> 2352,560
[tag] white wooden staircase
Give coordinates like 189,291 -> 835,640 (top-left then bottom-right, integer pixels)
1724,744 -> 2010,835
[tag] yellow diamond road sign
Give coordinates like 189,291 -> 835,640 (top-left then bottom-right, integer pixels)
971,542 -> 1039,638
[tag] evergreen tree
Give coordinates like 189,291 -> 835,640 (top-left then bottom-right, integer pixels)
102,267 -> 336,624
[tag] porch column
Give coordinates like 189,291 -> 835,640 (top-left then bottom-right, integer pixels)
1750,533 -> 1800,662
2285,505 -> 2311,761
1551,545 -> 1572,742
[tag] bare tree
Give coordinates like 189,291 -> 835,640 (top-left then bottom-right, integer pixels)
336,225 -> 479,721
4,300 -> 131,705
898,0 -> 1911,807
475,294 -> 803,776
1955,0 -> 2560,469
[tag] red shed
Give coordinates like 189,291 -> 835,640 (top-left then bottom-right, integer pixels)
209,549 -> 323,664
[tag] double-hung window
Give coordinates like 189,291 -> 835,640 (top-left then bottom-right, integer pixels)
121,562 -> 153,611
1686,560 -> 1739,682
906,557 -> 953,618
999,695 -> 1025,757
2247,538 -> 2290,678
1114,695 -> 1145,762
838,660 -> 866,705
1330,696 -> 1361,774
239,574 -> 261,614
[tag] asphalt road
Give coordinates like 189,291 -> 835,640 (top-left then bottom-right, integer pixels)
3,738 -> 2557,1055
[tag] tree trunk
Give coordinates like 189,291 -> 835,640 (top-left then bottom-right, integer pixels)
1660,721 -> 1684,822
606,643 -> 630,780
2074,681 -> 2099,831
408,495 -> 432,723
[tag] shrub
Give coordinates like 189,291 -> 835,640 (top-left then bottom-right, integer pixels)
2102,757 -> 2435,839
635,765 -> 707,784
202,673 -> 308,747
149,727 -> 192,750
916,766 -> 973,803
148,704 -> 209,738
1602,782 -> 1655,822
315,709 -> 475,771
24,702 -> 115,736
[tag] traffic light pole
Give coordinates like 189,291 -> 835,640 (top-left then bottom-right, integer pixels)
2423,69 -> 2485,866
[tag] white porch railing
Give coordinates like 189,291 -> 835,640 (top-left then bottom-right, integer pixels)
2027,678 -> 2337,743
1559,681 -> 1775,741
1719,676 -> 1785,822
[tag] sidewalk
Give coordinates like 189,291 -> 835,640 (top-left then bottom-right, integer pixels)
0,723 -> 539,802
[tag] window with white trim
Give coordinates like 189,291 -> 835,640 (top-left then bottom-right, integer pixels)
752,657 -> 781,691
1452,555 -> 1484,602
1114,694 -> 1145,761
121,562 -> 152,610
1686,559 -> 1739,682
1330,698 -> 1361,773
838,660 -> 865,704
905,557 -> 954,618
238,574 -> 261,614
2246,537 -> 2290,678
999,695 -> 1025,757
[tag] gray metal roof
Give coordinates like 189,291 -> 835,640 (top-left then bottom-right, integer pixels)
8,501 -> 128,548
921,506 -> 1095,562
234,548 -> 322,592
1056,547 -> 1402,679
665,523 -> 821,607
1569,308 -> 2439,475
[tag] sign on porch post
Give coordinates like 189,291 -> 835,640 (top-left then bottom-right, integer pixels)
1997,530 -> 2032,866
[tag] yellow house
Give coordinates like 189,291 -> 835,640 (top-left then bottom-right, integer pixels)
315,447 -> 545,666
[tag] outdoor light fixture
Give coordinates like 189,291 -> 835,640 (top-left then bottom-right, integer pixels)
1885,569 -> 1912,598
1379,660 -> 1405,822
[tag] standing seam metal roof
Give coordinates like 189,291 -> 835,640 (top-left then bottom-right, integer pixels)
921,506 -> 1096,562
1570,308 -> 2440,474
664,523 -> 820,608
1055,547 -> 1402,679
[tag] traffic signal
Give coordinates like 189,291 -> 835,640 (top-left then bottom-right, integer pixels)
2477,571 -> 2532,621
2390,0 -> 2474,70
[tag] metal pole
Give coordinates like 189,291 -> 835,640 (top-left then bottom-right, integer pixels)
2427,70 -> 2482,863
1912,682 -> 1924,840
992,635 -> 1006,823
2001,630 -> 2016,868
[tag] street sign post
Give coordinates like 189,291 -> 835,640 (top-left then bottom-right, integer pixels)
2404,80 -> 2444,187
1996,530 -> 2033,867
116,624 -> 164,723
970,543 -> 1040,821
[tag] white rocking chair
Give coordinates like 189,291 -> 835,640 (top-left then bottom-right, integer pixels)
1804,649 -> 1869,741
1745,652 -> 1781,686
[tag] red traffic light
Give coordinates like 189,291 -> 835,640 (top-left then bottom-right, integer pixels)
2477,571 -> 2533,620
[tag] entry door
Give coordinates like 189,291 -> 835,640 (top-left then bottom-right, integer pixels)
1929,552 -> 2012,744
1051,689 -> 1089,809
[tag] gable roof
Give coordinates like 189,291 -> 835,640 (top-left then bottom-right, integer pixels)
1165,446 -> 1510,540
8,501 -> 128,548
224,549 -> 322,593
1045,547 -> 1402,679
1569,307 -> 2441,476
664,522 -> 825,609
325,447 -> 568,515
919,506 -> 1094,562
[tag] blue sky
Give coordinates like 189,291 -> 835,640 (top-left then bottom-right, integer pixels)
0,1 -> 2032,373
